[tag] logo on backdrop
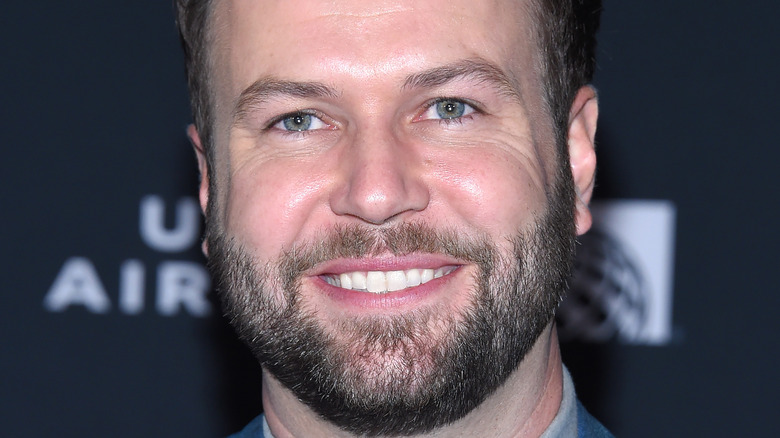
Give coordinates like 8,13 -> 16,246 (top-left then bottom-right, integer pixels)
557,200 -> 677,345
43,195 -> 211,317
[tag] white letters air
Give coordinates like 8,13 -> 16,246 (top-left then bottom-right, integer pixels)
43,196 -> 211,317
44,258 -> 111,313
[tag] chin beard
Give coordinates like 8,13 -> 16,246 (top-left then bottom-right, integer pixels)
206,172 -> 576,437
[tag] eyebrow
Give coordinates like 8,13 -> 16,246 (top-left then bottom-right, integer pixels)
233,79 -> 339,126
232,58 -> 522,126
402,58 -> 523,103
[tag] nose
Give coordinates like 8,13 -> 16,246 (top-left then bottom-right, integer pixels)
329,128 -> 430,225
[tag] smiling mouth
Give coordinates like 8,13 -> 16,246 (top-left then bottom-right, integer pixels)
322,267 -> 458,294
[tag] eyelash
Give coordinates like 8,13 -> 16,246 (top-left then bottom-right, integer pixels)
263,97 -> 483,135
264,109 -> 330,135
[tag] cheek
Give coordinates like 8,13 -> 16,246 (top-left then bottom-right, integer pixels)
430,146 -> 548,238
224,160 -> 330,258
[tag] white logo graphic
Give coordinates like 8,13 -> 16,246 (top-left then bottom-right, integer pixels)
557,200 -> 676,345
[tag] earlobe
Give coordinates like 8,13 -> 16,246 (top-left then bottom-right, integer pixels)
187,124 -> 210,256
567,86 -> 599,236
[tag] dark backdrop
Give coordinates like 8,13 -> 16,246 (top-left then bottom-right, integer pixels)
2,2 -> 778,437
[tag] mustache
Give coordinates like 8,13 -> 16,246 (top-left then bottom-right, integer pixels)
278,222 -> 497,279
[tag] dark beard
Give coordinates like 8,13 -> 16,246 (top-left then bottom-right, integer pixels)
206,169 -> 576,437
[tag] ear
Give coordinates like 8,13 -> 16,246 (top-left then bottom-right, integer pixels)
187,124 -> 210,256
567,86 -> 598,236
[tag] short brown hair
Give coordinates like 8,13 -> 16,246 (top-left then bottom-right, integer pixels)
175,0 -> 215,171
531,0 -> 602,150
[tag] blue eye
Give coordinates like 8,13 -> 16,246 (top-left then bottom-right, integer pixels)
273,112 -> 329,132
436,100 -> 466,119
420,99 -> 476,121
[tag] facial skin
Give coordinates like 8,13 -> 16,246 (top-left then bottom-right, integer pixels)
190,0 -> 598,436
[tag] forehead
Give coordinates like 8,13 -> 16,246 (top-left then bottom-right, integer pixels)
210,0 -> 541,95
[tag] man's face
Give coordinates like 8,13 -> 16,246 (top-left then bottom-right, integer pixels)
199,0 -> 588,435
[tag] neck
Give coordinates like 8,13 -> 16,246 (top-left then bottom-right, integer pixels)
262,324 -> 563,438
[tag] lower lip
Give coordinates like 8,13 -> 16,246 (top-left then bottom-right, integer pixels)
312,268 -> 462,311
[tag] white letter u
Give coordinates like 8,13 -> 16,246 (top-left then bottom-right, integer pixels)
139,195 -> 200,253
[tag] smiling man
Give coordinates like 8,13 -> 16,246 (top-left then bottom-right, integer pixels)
176,0 -> 610,437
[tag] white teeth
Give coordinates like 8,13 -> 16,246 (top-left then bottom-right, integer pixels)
352,271 -> 367,290
406,269 -> 421,287
325,267 -> 456,294
421,269 -> 434,284
339,273 -> 352,289
386,271 -> 406,292
366,271 -> 386,293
